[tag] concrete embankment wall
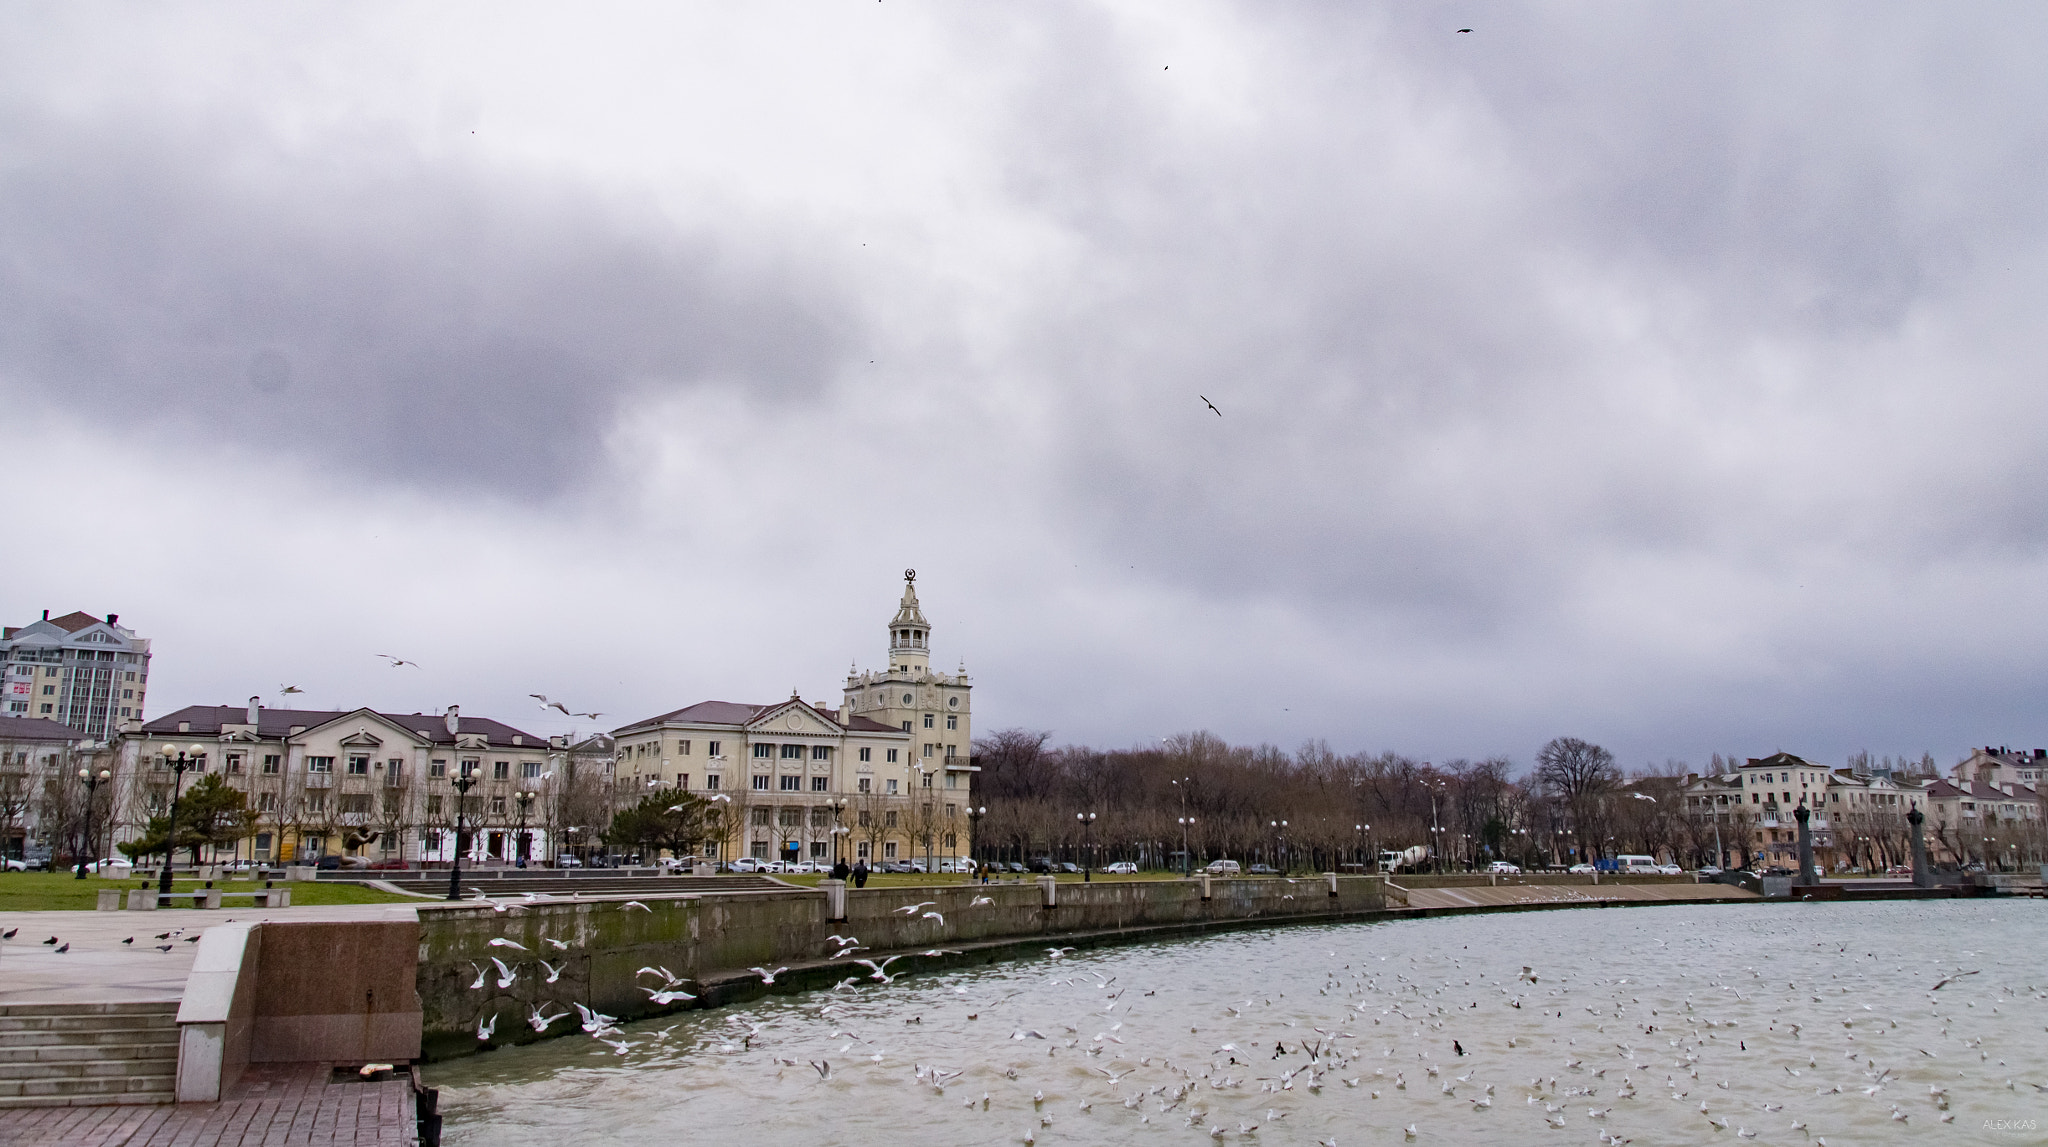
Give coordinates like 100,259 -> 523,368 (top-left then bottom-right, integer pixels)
414,876 -> 1387,1060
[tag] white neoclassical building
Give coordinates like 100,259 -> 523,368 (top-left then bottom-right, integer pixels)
612,571 -> 978,867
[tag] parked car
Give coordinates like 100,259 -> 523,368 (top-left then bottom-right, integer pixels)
1027,857 -> 1055,874
1205,859 -> 1242,876
1886,864 -> 1912,875
1246,863 -> 1278,875
1487,861 -> 1522,874
881,861 -> 918,874
3,857 -> 28,872
1697,865 -> 1724,877
1656,863 -> 1683,875
727,857 -> 769,873
1103,861 -> 1138,874
1006,861 -> 1026,873
1616,854 -> 1662,875
555,854 -> 583,868
1567,863 -> 1596,874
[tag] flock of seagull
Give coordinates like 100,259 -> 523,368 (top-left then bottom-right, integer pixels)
448,901 -> 2045,1145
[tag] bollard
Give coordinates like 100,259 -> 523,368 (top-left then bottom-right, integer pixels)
1037,874 -> 1058,908
96,889 -> 123,911
127,888 -> 158,911
821,879 -> 847,922
1325,871 -> 1339,897
1199,872 -> 1212,901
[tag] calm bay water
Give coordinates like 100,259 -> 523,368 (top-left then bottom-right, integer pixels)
426,901 -> 2048,1146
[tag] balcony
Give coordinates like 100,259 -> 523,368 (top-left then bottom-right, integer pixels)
305,773 -> 333,789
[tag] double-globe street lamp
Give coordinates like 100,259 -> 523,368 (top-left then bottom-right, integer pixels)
1076,812 -> 1097,882
514,790 -> 537,868
1269,819 -> 1288,875
1177,816 -> 1196,877
825,798 -> 850,866
158,744 -> 205,896
74,766 -> 112,879
965,806 -> 986,880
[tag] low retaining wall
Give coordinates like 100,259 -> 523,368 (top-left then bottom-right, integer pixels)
175,913 -> 423,1102
415,875 -> 1387,1060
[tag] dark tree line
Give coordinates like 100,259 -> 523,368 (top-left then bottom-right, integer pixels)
971,729 -> 1764,872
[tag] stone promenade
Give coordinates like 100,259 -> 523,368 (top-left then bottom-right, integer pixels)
0,1063 -> 417,1147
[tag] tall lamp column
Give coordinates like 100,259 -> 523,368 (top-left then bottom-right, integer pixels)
158,745 -> 203,895
1076,812 -> 1096,882
74,766 -> 112,879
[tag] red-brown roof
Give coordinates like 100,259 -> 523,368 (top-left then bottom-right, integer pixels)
139,705 -> 545,748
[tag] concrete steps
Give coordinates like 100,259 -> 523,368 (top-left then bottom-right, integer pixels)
0,1001 -> 179,1108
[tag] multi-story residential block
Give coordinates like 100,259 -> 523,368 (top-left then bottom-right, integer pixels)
1923,747 -> 2042,870
0,714 -> 112,862
1,611 -> 151,738
611,572 -> 978,868
1683,752 -> 1931,872
132,700 -> 554,865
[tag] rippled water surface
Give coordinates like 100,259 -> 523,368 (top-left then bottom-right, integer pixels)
426,901 -> 2048,1145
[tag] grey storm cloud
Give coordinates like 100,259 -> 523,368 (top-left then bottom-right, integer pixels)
0,109 -> 851,498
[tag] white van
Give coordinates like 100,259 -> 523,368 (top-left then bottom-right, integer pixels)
1205,859 -> 1241,876
1616,854 -> 1661,874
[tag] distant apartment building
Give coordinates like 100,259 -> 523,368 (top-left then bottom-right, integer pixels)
0,714 -> 109,862
1923,746 -> 2043,870
1,611 -> 151,740
131,701 -> 556,865
611,571 -> 978,867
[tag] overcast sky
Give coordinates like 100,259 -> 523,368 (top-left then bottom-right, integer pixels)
6,3 -> 2047,773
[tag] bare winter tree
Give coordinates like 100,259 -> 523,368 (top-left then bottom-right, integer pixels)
1536,737 -> 1619,860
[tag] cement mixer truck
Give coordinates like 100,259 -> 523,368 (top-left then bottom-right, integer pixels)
1379,846 -> 1430,873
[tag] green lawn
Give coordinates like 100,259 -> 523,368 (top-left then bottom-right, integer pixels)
0,871 -> 421,912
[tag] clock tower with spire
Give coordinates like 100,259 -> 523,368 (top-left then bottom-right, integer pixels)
844,570 -> 975,793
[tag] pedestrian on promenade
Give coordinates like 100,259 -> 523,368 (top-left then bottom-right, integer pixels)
852,859 -> 869,888
831,858 -> 850,881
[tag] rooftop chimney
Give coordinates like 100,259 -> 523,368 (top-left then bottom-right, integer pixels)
247,696 -> 260,725
41,610 -> 48,620
106,614 -> 118,627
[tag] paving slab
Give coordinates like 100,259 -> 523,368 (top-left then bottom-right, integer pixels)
0,906 -> 419,1007
0,1062 -> 416,1146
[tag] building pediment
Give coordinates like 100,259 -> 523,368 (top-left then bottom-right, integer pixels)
288,708 -> 428,747
744,697 -> 842,738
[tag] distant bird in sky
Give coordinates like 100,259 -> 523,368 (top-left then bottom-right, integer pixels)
1200,395 -> 1222,416
375,654 -> 421,668
279,685 -> 303,696
1457,28 -> 1472,33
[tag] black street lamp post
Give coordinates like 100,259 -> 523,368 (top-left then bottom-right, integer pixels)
514,790 -> 536,868
826,798 -> 849,866
965,805 -> 985,879
74,766 -> 112,879
1177,816 -> 1196,877
445,763 -> 478,900
1269,819 -> 1288,875
1076,812 -> 1096,882
158,744 -> 203,895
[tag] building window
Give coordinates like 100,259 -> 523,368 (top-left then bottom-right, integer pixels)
811,776 -> 828,792
706,774 -> 720,790
347,755 -> 370,775
858,747 -> 871,762
857,841 -> 871,859
675,774 -> 689,790
306,793 -> 325,813
900,721 -> 911,733
426,795 -> 443,815
753,744 -> 773,758
858,777 -> 871,793
521,761 -> 540,779
886,779 -> 899,794
430,759 -> 447,778
811,745 -> 830,761
307,756 -> 333,773
256,792 -> 277,812
493,761 -> 510,780
226,754 -> 243,774
752,774 -> 770,791
884,842 -> 898,859
885,811 -> 898,828
262,754 -> 280,774
387,759 -> 404,782
945,715 -> 957,730
780,775 -> 800,791
708,741 -> 721,757
677,739 -> 691,755
460,758 -> 480,778
781,744 -> 804,759
921,772 -> 933,788
886,749 -> 899,763
751,807 -> 771,827
923,714 -> 935,729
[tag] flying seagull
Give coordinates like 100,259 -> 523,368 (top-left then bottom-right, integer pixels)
279,685 -> 303,695
375,654 -> 420,668
1200,395 -> 1221,416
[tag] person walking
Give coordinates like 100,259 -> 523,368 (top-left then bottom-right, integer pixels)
831,858 -> 850,882
852,859 -> 869,888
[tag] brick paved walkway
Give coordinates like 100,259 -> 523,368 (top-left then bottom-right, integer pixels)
0,1063 -> 417,1147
